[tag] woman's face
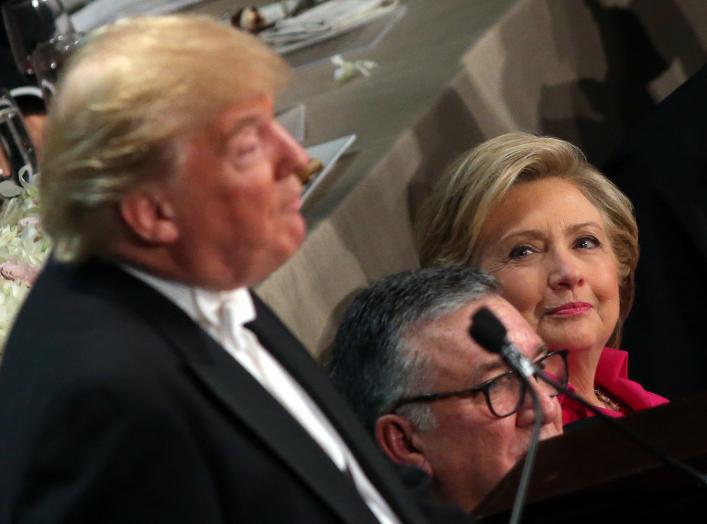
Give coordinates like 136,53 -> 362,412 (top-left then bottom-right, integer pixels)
477,177 -> 620,355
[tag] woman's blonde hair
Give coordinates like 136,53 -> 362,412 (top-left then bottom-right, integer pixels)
417,132 -> 638,346
40,14 -> 289,261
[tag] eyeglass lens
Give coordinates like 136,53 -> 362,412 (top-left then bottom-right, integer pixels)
535,352 -> 568,389
487,352 -> 567,417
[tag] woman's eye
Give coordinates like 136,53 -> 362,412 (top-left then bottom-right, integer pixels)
574,236 -> 599,249
508,245 -> 535,259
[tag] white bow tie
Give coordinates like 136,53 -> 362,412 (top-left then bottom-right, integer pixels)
191,288 -> 255,341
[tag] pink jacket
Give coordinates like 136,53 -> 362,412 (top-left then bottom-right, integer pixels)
559,347 -> 669,425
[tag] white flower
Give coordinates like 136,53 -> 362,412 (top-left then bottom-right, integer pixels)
331,54 -> 378,84
0,185 -> 50,353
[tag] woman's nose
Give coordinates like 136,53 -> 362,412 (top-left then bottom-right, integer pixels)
547,249 -> 584,290
269,120 -> 309,180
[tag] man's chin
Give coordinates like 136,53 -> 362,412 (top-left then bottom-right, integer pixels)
540,426 -> 562,441
508,430 -> 561,468
287,216 -> 307,250
507,445 -> 530,470
269,228 -> 307,270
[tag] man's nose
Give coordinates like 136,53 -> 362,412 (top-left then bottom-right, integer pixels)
269,120 -> 309,180
516,378 -> 561,427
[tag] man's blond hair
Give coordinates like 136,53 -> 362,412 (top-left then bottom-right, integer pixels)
40,14 -> 289,260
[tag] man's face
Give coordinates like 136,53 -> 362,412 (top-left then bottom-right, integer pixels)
163,93 -> 308,289
409,295 -> 563,512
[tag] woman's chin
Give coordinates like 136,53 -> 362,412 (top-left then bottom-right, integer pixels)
540,331 -> 605,354
540,316 -> 611,351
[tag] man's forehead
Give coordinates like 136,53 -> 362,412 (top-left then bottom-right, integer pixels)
213,93 -> 274,134
411,296 -> 542,382
482,296 -> 542,355
410,299 -> 499,365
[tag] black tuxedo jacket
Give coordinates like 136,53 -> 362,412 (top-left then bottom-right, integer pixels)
604,63 -> 707,398
0,258 -> 460,523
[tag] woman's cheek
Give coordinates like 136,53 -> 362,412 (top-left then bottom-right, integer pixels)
496,268 -> 538,314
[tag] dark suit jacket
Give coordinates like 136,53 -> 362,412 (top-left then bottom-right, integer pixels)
604,63 -> 707,399
0,258 -> 461,523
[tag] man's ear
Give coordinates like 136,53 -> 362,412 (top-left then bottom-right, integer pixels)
119,190 -> 178,244
375,414 -> 432,476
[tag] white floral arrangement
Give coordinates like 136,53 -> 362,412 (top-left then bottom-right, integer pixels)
0,186 -> 51,349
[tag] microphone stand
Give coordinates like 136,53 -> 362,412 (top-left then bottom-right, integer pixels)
534,370 -> 707,488
469,308 -> 552,524
507,383 -> 542,524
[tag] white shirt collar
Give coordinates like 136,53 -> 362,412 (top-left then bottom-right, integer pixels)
120,264 -> 256,331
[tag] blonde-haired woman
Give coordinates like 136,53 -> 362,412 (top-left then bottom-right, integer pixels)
418,132 -> 667,424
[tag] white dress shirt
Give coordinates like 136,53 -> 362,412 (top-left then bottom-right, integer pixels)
123,266 -> 400,524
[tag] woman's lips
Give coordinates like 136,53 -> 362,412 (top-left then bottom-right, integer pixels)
546,302 -> 592,317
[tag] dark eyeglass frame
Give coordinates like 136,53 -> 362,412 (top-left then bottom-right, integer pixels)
385,350 -> 569,419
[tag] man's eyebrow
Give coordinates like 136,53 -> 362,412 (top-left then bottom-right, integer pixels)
470,359 -> 506,384
474,344 -> 548,380
222,115 -> 265,138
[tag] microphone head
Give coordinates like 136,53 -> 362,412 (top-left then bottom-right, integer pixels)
469,306 -> 507,354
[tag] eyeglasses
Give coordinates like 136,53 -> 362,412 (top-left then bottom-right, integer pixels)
386,350 -> 568,419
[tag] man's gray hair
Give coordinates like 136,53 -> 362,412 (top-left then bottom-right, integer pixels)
328,266 -> 498,433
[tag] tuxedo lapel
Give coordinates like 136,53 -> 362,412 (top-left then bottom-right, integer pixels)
182,339 -> 379,524
247,293 -> 429,524
89,263 -> 379,524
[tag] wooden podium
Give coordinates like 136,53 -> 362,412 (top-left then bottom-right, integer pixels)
474,392 -> 707,522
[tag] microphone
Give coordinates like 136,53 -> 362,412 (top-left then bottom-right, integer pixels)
470,307 -> 536,379
469,306 -> 707,515
470,307 -> 543,524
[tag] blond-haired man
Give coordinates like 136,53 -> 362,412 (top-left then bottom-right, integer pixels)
0,16 -> 466,524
